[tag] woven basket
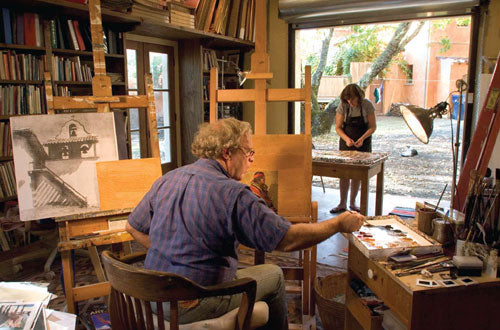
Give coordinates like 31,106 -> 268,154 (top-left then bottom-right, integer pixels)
314,273 -> 347,330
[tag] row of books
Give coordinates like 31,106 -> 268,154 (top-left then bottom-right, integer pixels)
0,84 -> 46,115
0,160 -> 16,198
0,8 -> 44,47
0,50 -> 46,81
0,120 -> 12,157
203,48 -> 220,71
48,18 -> 91,52
195,0 -> 255,41
52,55 -> 93,82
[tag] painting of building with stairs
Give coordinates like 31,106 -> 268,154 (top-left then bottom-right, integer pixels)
10,113 -> 119,221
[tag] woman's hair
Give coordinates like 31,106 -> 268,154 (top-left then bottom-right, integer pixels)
191,118 -> 252,159
340,84 -> 365,104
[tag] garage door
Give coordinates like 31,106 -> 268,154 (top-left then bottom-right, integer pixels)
279,0 -> 481,28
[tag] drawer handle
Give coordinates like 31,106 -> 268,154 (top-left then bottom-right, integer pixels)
368,268 -> 377,280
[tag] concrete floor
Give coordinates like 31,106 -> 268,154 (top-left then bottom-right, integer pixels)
312,185 -> 424,268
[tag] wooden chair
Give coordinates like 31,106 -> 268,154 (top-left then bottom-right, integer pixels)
101,250 -> 269,330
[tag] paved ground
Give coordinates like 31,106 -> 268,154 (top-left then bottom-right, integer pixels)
312,115 -> 461,204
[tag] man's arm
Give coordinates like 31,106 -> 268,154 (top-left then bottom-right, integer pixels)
126,222 -> 151,249
275,211 -> 364,252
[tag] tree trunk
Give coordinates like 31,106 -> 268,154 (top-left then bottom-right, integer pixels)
357,21 -> 424,89
312,28 -> 334,126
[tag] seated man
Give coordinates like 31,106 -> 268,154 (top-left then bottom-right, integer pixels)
126,118 -> 364,330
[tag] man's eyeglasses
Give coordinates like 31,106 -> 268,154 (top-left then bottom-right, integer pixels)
237,146 -> 255,158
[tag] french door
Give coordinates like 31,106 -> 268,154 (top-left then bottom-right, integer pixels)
126,41 -> 177,173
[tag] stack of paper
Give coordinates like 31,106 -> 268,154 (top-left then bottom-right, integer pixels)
0,282 -> 75,330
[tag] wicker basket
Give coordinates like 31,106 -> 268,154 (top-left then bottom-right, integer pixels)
314,273 -> 347,330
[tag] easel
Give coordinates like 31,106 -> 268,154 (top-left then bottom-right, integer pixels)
44,0 -> 160,314
209,1 -> 316,328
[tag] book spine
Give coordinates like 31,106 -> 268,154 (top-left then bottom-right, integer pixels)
67,20 -> 79,51
72,20 -> 86,51
49,20 -> 57,49
2,8 -> 12,44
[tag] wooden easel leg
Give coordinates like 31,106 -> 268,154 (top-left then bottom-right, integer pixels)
61,250 -> 76,314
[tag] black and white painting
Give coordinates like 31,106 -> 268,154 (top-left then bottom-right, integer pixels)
10,113 -> 119,221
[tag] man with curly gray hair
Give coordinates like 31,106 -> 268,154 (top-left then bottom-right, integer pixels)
126,117 -> 364,329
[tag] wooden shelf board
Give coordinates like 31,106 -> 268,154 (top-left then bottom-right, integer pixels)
0,80 -> 44,85
52,49 -> 124,58
0,156 -> 13,161
0,43 -> 46,52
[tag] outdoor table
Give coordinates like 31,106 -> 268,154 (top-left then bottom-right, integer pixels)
312,150 -> 388,215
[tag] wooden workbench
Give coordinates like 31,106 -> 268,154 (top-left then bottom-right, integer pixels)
345,235 -> 500,329
55,208 -> 134,314
312,150 -> 388,215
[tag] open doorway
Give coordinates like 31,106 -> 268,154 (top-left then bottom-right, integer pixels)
295,17 -> 472,206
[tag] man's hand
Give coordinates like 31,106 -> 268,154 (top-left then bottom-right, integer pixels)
337,211 -> 364,233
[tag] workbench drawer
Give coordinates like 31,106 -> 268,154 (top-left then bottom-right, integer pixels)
348,242 -> 412,325
345,286 -> 383,330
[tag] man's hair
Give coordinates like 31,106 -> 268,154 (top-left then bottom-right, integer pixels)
191,118 -> 252,159
340,84 -> 365,104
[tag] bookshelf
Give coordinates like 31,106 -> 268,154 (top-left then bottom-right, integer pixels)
202,47 -> 243,122
1,0 -> 254,168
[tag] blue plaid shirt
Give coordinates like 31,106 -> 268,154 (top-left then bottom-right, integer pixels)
128,158 -> 291,286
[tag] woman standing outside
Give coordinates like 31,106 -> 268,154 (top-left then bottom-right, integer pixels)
330,84 -> 377,214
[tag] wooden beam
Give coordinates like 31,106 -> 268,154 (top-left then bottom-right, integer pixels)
304,66 -> 311,135
217,89 -> 257,102
52,96 -> 150,109
267,89 -> 305,102
210,67 -> 219,123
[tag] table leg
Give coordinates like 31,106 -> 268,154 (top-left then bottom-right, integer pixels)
360,174 -> 369,215
376,162 -> 385,216
61,250 -> 76,314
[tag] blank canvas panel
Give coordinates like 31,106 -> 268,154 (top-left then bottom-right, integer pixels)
96,158 -> 162,211
250,134 -> 312,220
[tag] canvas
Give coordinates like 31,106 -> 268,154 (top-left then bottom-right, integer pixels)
242,170 -> 278,213
10,113 -> 119,221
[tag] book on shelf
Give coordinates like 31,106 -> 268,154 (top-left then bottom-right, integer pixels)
23,13 -> 37,46
15,12 -> 25,45
73,20 -> 86,51
67,19 -> 79,51
34,13 -> 43,47
2,8 -> 12,44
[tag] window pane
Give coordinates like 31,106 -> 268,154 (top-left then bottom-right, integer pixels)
154,91 -> 170,127
131,131 -> 141,159
128,91 -> 140,130
149,52 -> 169,89
127,49 -> 137,89
158,128 -> 171,163
129,109 -> 140,130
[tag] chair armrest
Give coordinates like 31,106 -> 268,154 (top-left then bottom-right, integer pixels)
118,250 -> 147,264
202,277 -> 256,298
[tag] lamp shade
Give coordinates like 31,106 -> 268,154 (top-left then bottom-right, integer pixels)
400,105 -> 434,144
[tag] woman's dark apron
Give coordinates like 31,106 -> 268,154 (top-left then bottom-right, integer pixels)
339,107 -> 372,152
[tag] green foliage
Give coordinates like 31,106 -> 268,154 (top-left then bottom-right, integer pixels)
431,19 -> 452,31
331,25 -> 383,76
456,17 -> 470,27
305,53 -> 335,76
439,37 -> 451,53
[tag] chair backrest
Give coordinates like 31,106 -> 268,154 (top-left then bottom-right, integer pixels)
101,250 -> 257,330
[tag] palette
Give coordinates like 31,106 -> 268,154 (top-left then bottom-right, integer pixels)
350,216 -> 442,260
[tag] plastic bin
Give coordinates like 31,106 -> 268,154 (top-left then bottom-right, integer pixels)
314,273 -> 347,330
